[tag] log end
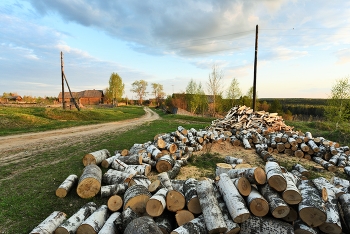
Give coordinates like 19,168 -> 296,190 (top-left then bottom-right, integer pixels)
76,178 -> 101,199
146,199 -> 165,217
272,205 -> 290,218
124,194 -> 151,215
268,175 -> 287,192
54,227 -> 69,234
254,167 -> 267,185
236,177 -> 251,196
282,190 -> 302,205
299,207 -> 327,227
148,180 -> 161,193
319,223 -> 342,234
55,188 -> 67,198
187,197 -> 202,214
175,210 -> 194,227
156,161 -> 172,173
166,190 -> 185,212
82,154 -> 96,166
76,224 -> 95,234
249,198 -> 269,217
233,212 -> 250,224
107,195 -> 123,212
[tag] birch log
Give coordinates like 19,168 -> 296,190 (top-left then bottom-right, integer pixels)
318,187 -> 342,234
282,172 -> 302,205
265,161 -> 287,192
197,178 -> 228,233
298,180 -> 326,227
98,212 -> 121,234
102,169 -> 132,185
293,164 -> 310,178
215,163 -> 233,176
175,210 -> 195,227
216,173 -> 250,223
294,219 -> 319,234
158,172 -> 185,212
330,176 -> 350,188
167,160 -> 182,179
107,195 -> 123,212
124,216 -> 163,234
146,188 -> 168,217
183,178 -> 202,214
154,211 -> 175,234
312,177 -> 345,198
245,185 -> 269,217
117,154 -> 143,165
55,202 -> 97,234
259,183 -> 290,218
148,179 -> 162,193
30,211 -> 66,234
156,155 -> 175,173
101,154 -> 120,168
128,175 -> 151,188
101,183 -> 128,198
240,216 -> 294,234
226,167 -> 266,185
231,177 -> 251,197
338,194 -> 350,232
82,149 -> 110,166
76,205 -> 108,234
76,164 -> 102,199
170,215 -> 208,234
123,184 -> 152,215
120,207 -> 139,232
56,174 -> 78,198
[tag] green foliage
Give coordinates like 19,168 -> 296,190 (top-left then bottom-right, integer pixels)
106,72 -> 125,106
151,83 -> 166,106
131,80 -> 148,104
186,80 -> 208,115
226,78 -> 242,106
269,99 -> 283,114
207,64 -> 223,116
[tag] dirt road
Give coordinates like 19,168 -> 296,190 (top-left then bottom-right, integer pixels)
0,107 -> 159,166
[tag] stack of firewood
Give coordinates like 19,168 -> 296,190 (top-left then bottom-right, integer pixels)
30,106 -> 350,234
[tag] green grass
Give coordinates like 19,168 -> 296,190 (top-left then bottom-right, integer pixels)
0,106 -> 145,136
0,109 -> 213,233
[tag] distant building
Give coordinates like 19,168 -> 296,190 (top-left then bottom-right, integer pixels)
2,95 -> 23,102
58,90 -> 104,105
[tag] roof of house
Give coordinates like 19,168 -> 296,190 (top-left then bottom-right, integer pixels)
3,95 -> 22,100
58,90 -> 104,98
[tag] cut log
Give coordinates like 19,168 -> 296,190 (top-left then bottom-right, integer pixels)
265,161 -> 287,192
282,172 -> 302,205
124,216 -> 163,234
158,172 -> 186,212
156,155 -> 175,173
259,183 -> 290,218
127,164 -> 152,176
293,164 -> 310,178
175,210 -> 195,227
101,183 -> 128,198
98,212 -> 121,234
101,154 -> 120,168
330,176 -> 350,188
123,184 -> 152,215
215,163 -> 233,176
56,174 -> 78,198
30,211 -> 66,234
318,187 -> 342,234
226,167 -> 266,185
338,194 -> 350,232
345,166 -> 350,176
102,169 -> 133,185
307,140 -> 320,153
282,205 -> 298,223
111,159 -> 138,176
120,207 -> 139,232
76,205 -> 108,234
117,154 -> 143,165
183,178 -> 202,214
82,149 -> 110,166
146,188 -> 167,217
76,164 -> 102,199
246,185 -> 269,217
107,194 -> 123,212
167,160 -> 182,179
216,173 -> 250,223
128,175 -> 151,188
298,180 -> 326,227
231,177 -> 251,197
240,215 -> 294,234
294,150 -> 304,158
148,179 -> 162,193
312,177 -> 345,198
313,156 -> 337,172
294,219 -> 319,234
225,156 -> 243,164
170,215 -> 207,234
55,202 -> 97,234
147,144 -> 163,160
197,178 -> 227,233
154,211 -> 175,234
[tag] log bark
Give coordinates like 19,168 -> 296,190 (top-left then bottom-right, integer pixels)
167,160 -> 182,179
101,183 -> 128,198
118,154 -> 143,165
294,219 -> 319,234
226,167 -> 266,185
197,178 -> 227,233
128,175 -> 151,188
170,215 -> 208,234
156,155 -> 175,173
146,188 -> 167,217
102,169 -> 132,185
154,211 -> 175,234
98,212 -> 121,234
265,161 -> 287,192
313,157 -> 337,172
147,144 -> 163,160
282,172 -> 302,205
111,159 -> 138,177
330,176 -> 350,188
259,183 -> 290,218
30,211 -> 66,234
148,179 -> 162,193
124,216 -> 163,234
82,149 -> 110,166
215,163 -> 233,176
157,172 -> 185,212
282,205 -> 298,223
56,174 -> 78,198
76,205 -> 108,234
345,166 -> 350,176
216,173 -> 250,223
127,164 -> 152,176
245,185 -> 269,217
175,210 -> 195,227
120,207 -> 139,232
231,177 -> 251,197
183,178 -> 201,214
76,164 -> 102,199
239,215 -> 294,234
124,184 -> 152,215
298,180 -> 326,227
101,154 -> 120,168
107,195 -> 123,212
293,163 -> 310,178
55,202 -> 97,234
318,187 -> 342,234
338,194 -> 350,232
312,177 -> 345,198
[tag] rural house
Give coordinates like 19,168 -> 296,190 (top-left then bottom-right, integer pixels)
58,90 -> 104,105
1,95 -> 23,103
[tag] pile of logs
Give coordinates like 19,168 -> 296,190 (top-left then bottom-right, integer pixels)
30,105 -> 350,234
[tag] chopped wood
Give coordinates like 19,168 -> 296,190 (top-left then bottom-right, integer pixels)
240,215 -> 294,234
246,185 -> 269,217
82,149 -> 110,166
30,211 -> 66,234
231,177 -> 251,197
76,164 -> 102,199
175,209 -> 195,227
98,212 -> 121,234
107,194 -> 123,212
76,205 -> 108,234
123,184 -> 152,215
101,183 -> 128,198
265,161 -> 287,192
124,216 -> 164,234
259,183 -> 290,218
156,154 -> 175,173
183,178 -> 202,214
293,219 -> 319,234
56,174 -> 78,198
170,215 -> 207,234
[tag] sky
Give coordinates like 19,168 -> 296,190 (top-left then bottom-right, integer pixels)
0,0 -> 350,99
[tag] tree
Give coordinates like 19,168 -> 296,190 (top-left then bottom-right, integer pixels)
325,76 -> 350,129
207,64 -> 223,117
185,79 -> 207,115
131,80 -> 148,105
151,83 -> 166,106
226,78 -> 242,107
269,99 -> 283,114
107,72 -> 125,106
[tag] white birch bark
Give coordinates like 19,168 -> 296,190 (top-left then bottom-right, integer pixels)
76,205 -> 108,234
30,211 -> 66,234
55,174 -> 78,198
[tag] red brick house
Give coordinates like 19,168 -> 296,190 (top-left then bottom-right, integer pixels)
58,90 -> 104,105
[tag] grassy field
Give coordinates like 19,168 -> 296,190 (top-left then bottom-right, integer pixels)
0,105 -> 145,136
1,106 -> 350,233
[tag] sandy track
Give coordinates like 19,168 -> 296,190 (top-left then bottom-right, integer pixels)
0,107 -> 159,165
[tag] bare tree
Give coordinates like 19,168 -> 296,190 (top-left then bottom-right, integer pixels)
131,80 -> 148,105
207,64 -> 223,117
151,83 -> 166,106
226,78 -> 242,107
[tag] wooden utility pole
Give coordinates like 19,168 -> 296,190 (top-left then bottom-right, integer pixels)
61,51 -> 65,109
253,25 -> 258,111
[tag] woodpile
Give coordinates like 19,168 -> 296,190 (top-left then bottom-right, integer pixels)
31,105 -> 350,234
